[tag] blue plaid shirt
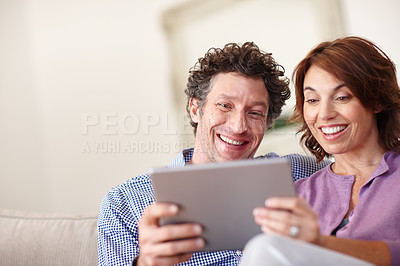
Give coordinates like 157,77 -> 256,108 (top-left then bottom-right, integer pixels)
98,148 -> 329,265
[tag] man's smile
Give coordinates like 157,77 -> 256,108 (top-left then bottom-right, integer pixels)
218,134 -> 247,146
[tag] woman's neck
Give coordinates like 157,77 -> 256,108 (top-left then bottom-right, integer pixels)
331,147 -> 386,179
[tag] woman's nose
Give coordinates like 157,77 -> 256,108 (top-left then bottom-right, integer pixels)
318,100 -> 337,121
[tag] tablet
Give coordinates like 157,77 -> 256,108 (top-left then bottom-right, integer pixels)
150,158 -> 296,251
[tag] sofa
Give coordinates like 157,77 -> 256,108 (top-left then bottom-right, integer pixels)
0,209 -> 98,266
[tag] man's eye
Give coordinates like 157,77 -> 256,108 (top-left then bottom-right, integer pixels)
249,112 -> 263,116
218,103 -> 230,109
248,112 -> 266,119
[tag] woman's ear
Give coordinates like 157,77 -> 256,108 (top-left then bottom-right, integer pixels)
189,98 -> 200,123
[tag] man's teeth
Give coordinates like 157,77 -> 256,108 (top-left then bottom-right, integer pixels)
321,126 -> 346,135
220,135 -> 245,146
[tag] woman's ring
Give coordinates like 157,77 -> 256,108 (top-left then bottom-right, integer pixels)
289,225 -> 300,237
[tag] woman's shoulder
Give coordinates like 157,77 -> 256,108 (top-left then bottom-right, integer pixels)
296,165 -> 330,183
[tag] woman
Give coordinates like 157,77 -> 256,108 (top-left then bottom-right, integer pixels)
242,36 -> 400,265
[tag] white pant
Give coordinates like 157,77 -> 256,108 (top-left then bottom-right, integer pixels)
239,234 -> 374,266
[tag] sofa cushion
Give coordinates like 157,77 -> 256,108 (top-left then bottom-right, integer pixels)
0,209 -> 98,266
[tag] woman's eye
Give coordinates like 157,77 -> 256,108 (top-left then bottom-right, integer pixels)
305,99 -> 318,104
336,95 -> 350,101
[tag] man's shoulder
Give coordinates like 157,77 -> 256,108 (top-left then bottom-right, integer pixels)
282,153 -> 329,165
111,172 -> 153,195
103,172 -> 154,211
257,152 -> 329,165
104,149 -> 190,204
257,152 -> 330,181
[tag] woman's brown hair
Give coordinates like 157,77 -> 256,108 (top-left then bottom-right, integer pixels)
291,36 -> 400,162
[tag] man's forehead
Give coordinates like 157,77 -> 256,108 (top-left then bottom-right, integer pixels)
214,93 -> 268,107
208,73 -> 268,101
211,72 -> 263,84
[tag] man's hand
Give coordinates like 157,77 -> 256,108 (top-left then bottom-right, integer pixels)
137,203 -> 205,266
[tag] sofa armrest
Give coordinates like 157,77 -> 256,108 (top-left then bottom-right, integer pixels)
0,209 -> 98,266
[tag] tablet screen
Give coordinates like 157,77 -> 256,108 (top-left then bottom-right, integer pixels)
151,158 -> 296,251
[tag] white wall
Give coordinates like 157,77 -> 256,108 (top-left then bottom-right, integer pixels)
258,0 -> 400,156
0,0 -> 184,214
0,0 -> 399,214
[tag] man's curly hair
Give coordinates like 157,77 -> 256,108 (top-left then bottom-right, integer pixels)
185,42 -> 290,134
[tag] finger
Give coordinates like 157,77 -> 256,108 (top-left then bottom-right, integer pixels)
265,214 -> 321,241
261,217 -> 293,235
150,223 -> 203,243
253,207 -> 295,226
260,224 -> 285,236
151,237 -> 205,256
255,210 -> 295,232
139,237 -> 204,265
139,252 -> 193,266
253,207 -> 304,238
140,203 -> 179,227
265,197 -> 311,215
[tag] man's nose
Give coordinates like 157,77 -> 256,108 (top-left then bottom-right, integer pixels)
228,111 -> 248,133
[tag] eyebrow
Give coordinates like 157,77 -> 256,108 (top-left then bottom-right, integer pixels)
304,83 -> 346,92
217,93 -> 268,108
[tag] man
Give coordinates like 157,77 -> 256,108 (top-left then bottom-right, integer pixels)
97,42 -> 328,265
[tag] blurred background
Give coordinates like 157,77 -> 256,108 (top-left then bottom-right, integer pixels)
1,0 -> 399,214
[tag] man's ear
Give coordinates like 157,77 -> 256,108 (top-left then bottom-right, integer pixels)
189,98 -> 200,123
374,104 -> 384,114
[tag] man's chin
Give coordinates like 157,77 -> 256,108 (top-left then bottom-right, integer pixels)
215,152 -> 253,162
210,144 -> 256,162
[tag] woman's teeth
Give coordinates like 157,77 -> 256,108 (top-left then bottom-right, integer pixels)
321,125 -> 346,135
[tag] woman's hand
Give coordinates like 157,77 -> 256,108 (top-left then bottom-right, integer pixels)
253,197 -> 323,245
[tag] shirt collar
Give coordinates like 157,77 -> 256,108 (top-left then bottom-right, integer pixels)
167,148 -> 194,168
368,150 -> 393,180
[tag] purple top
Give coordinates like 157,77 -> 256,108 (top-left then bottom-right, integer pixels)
296,150 -> 400,265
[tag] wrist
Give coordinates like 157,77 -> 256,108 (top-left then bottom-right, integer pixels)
316,234 -> 327,247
